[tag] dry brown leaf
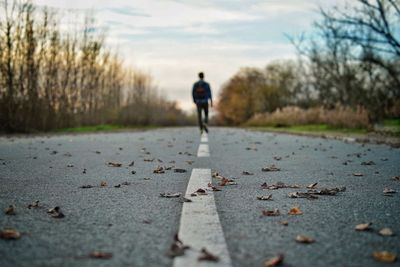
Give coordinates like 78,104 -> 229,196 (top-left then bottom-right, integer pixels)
128,161 -> 135,167
280,221 -> 289,226
372,251 -> 397,263
307,182 -> 318,189
392,176 -> 400,181
219,177 -> 237,186
257,195 -> 273,201
262,209 -> 280,216
383,188 -> 396,194
47,206 -> 65,218
352,173 -> 364,177
307,187 -> 346,196
28,200 -> 39,209
89,251 -> 113,259
361,161 -> 375,165
100,181 -> 107,187
288,192 -> 318,199
295,235 -> 315,244
5,205 -> 15,215
355,223 -> 372,231
144,158 -> 155,162
264,254 -> 284,267
273,156 -> 282,161
153,166 -> 165,174
262,182 -> 300,190
288,207 -> 303,215
160,193 -> 181,198
379,228 -> 394,236
174,168 -> 187,173
166,234 -> 190,258
107,162 -> 122,167
242,171 -> 254,175
198,248 -> 219,262
262,165 -> 281,172
80,185 -> 94,189
0,229 -> 21,240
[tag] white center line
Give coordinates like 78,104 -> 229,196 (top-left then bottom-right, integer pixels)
173,169 -> 232,267
197,144 -> 210,157
200,133 -> 208,143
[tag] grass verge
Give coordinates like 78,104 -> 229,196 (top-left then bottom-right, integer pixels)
54,124 -> 158,134
247,124 -> 368,136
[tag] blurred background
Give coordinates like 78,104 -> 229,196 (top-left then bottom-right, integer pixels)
0,0 -> 399,133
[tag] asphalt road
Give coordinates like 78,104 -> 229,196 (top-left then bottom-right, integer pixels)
0,127 -> 399,267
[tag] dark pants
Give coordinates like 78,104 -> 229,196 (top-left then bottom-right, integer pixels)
196,103 -> 208,130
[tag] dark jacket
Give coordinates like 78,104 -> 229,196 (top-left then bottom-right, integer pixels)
192,80 -> 212,104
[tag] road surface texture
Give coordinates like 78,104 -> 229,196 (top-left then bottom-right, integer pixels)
0,127 -> 399,267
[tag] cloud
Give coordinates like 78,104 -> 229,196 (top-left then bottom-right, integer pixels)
104,7 -> 151,18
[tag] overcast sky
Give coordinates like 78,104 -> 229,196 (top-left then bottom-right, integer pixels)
35,0 -> 344,112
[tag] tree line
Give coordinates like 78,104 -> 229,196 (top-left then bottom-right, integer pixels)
217,0 -> 400,126
0,0 -> 189,132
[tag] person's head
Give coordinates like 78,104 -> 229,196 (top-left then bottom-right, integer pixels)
198,72 -> 204,80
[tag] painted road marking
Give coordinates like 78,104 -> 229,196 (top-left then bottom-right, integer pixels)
201,133 -> 208,143
197,144 -> 210,157
173,169 -> 232,267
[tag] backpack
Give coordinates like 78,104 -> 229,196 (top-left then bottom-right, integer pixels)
195,83 -> 206,99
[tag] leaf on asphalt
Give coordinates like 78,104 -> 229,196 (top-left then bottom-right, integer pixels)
4,205 -> 16,215
47,206 -> 65,218
160,192 -> 182,198
352,172 -> 364,177
67,164 -> 74,167
262,182 -> 300,190
195,188 -> 208,195
307,187 -> 346,196
392,176 -> 400,181
208,183 -> 222,191
242,171 -> 254,175
383,188 -> 396,194
0,229 -> 21,240
131,170 -> 136,174
219,177 -> 237,186
288,192 -> 318,199
121,181 -> 131,186
166,234 -> 190,258
273,156 -> 282,161
262,164 -> 280,172
361,161 -> 375,165
107,162 -> 122,167
262,209 -> 280,216
28,200 -> 39,209
372,251 -> 397,263
100,181 -> 107,187
264,254 -> 284,267
153,166 -> 165,174
128,161 -> 135,167
182,197 -> 192,202
379,228 -> 394,236
186,160 -> 194,165
80,185 -> 94,189
114,184 -> 121,188
355,223 -> 372,231
198,248 -> 219,262
95,151 -> 101,154
288,207 -> 303,215
306,182 -> 318,189
257,195 -> 273,201
295,235 -> 315,244
143,177 -> 151,180
280,221 -> 289,226
89,251 -> 113,259
82,168 -> 87,174
144,158 -> 155,162
174,168 -> 187,173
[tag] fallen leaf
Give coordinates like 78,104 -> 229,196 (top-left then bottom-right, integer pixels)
100,181 -> 107,187
262,182 -> 300,190
352,173 -> 364,177
280,221 -> 289,226
273,156 -> 282,161
160,193 -> 181,198
219,177 -> 237,186
262,209 -> 280,216
182,197 -> 192,202
379,228 -> 394,236
166,234 -> 190,258
264,254 -> 284,267
128,161 -> 135,167
288,207 -> 303,215
195,188 -> 208,195
361,161 -> 375,165
392,176 -> 400,181
28,200 -> 39,209
131,170 -> 136,174
144,158 -> 155,162
174,168 -> 187,173
383,188 -> 396,194
198,248 -> 219,262
307,182 -> 318,189
262,165 -> 280,172
355,223 -> 372,231
257,195 -> 273,201
82,169 -> 87,174
47,206 -> 65,218
80,185 -> 94,189
5,205 -> 16,215
107,162 -> 122,167
67,164 -> 74,167
307,187 -> 346,196
186,160 -> 194,165
114,184 -> 121,188
242,171 -> 254,175
121,181 -> 131,186
89,251 -> 113,259
372,251 -> 397,263
295,235 -> 315,244
153,166 -> 165,174
0,229 -> 21,240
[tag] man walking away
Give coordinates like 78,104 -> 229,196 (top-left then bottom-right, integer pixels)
192,72 -> 213,134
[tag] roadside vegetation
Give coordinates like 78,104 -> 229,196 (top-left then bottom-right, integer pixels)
216,0 -> 400,137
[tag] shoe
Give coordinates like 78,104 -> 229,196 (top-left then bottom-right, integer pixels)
200,129 -> 204,134
203,123 -> 209,133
